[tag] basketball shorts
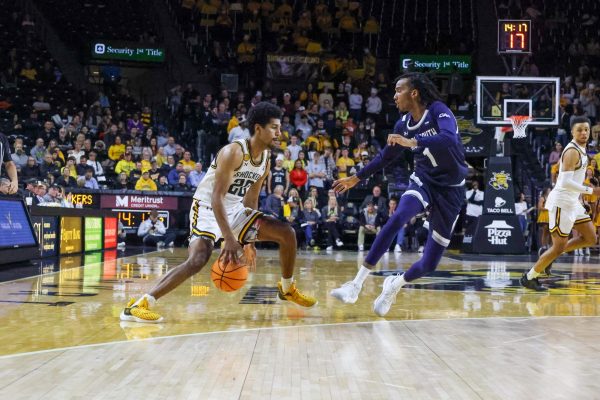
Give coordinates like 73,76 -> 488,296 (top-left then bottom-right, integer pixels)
547,204 -> 591,237
402,181 -> 465,248
189,199 -> 263,244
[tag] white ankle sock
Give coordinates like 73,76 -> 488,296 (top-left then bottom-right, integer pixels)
281,277 -> 294,293
527,268 -> 540,280
353,266 -> 371,286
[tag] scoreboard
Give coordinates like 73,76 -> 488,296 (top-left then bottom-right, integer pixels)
113,209 -> 170,231
498,20 -> 531,54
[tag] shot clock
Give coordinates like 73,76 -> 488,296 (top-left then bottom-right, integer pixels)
498,20 -> 531,54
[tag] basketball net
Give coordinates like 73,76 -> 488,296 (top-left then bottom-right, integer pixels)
507,115 -> 532,139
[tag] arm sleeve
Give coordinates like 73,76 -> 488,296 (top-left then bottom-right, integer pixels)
415,103 -> 458,148
356,145 -> 402,180
556,171 -> 593,194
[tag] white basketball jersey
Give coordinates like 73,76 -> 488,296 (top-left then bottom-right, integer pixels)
546,141 -> 588,209
193,139 -> 269,208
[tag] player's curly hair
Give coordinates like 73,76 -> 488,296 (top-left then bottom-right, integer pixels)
248,101 -> 283,133
396,72 -> 443,106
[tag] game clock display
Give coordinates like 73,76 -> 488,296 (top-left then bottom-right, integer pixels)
114,209 -> 170,230
498,20 -> 531,54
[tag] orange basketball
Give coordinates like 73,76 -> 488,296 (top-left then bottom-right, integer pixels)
210,258 -> 248,292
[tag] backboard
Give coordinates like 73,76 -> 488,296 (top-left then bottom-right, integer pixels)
476,76 -> 560,126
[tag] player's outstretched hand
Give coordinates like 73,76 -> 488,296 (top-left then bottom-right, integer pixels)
241,243 -> 257,272
220,238 -> 243,265
333,175 -> 360,194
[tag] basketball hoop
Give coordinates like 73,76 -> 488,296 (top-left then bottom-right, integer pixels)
507,115 -> 532,139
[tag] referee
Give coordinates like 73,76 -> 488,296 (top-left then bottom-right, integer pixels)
0,132 -> 19,194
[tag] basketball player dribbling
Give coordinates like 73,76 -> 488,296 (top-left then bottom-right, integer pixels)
121,102 -> 317,323
330,72 -> 468,316
521,117 -> 600,291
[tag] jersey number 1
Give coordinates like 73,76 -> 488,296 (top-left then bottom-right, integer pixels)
228,178 -> 252,196
423,147 -> 438,167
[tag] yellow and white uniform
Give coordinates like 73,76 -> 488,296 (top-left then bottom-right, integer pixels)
190,139 -> 269,244
546,141 -> 592,236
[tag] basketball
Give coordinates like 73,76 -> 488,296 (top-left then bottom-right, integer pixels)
210,258 -> 248,292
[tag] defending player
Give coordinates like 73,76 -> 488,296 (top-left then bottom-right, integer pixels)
121,102 -> 317,323
330,72 -> 468,316
521,117 -> 600,291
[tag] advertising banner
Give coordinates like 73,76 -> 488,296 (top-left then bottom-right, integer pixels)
91,40 -> 165,63
266,54 -> 320,80
400,54 -> 472,73
0,198 -> 38,249
60,217 -> 82,255
31,216 -> 58,257
100,194 -> 178,210
84,217 -> 103,252
104,217 -> 118,249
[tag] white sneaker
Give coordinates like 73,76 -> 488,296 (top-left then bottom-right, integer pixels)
585,248 -> 591,256
358,245 -> 364,251
394,244 -> 402,253
157,241 -> 165,249
418,246 -> 424,253
336,239 -> 344,247
373,274 -> 403,316
330,281 -> 362,304
326,246 -> 333,251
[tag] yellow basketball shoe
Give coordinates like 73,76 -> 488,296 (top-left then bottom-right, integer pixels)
120,296 -> 164,323
277,281 -> 318,308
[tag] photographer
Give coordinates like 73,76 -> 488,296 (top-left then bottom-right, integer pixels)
137,210 -> 176,248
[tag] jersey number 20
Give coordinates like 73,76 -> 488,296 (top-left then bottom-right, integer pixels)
228,178 -> 252,196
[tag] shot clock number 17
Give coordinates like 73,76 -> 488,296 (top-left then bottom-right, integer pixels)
498,20 -> 531,54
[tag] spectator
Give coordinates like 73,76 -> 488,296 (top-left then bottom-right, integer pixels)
336,147 -> 355,179
295,114 -> 313,140
75,155 -> 89,176
263,185 -> 285,218
108,136 -> 126,161
515,192 -> 530,235
289,160 -> 308,194
322,196 -> 344,250
168,162 -> 185,186
188,162 -> 205,188
86,151 -> 105,184
385,197 -> 406,253
115,152 -> 136,176
56,166 -> 76,188
135,170 -> 158,191
156,175 -> 172,191
548,142 -> 562,170
113,172 -> 131,190
162,136 -> 177,156
174,173 -> 191,191
301,198 -> 320,248
32,182 -> 48,205
357,201 -> 384,251
287,135 -> 302,161
306,151 -> 327,191
180,151 -> 196,172
127,113 -> 144,133
137,210 -> 175,248
30,138 -> 46,164
19,61 -> 37,81
11,143 -> 28,170
349,86 -> 363,121
365,88 -> 382,122
20,157 -> 40,181
465,181 -> 484,229
228,116 -> 250,142
81,168 -> 99,189
268,155 -> 289,194
40,152 -> 60,178
360,185 -> 388,213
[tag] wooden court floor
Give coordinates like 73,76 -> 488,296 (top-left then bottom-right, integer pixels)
0,248 -> 599,399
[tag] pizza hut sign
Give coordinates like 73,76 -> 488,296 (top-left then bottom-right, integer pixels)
100,195 -> 178,210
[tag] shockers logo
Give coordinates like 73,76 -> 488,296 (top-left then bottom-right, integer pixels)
485,220 -> 513,245
489,171 -> 511,190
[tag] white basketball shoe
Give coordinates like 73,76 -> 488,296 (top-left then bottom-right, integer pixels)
330,281 -> 362,304
373,274 -> 404,316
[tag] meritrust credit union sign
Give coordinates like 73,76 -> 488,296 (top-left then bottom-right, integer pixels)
100,194 -> 178,210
